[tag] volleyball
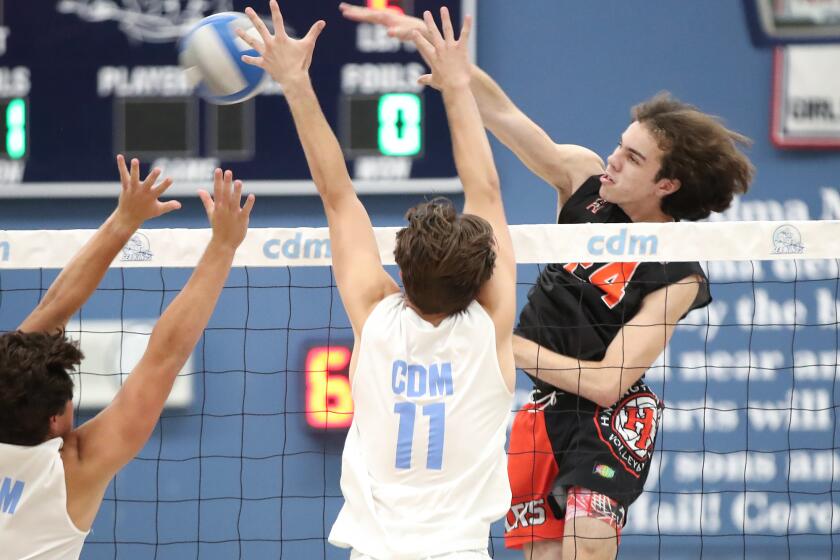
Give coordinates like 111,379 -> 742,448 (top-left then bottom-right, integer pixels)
178,12 -> 269,105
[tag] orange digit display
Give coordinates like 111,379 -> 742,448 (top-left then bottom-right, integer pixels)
305,346 -> 354,429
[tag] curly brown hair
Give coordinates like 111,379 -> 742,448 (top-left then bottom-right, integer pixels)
394,198 -> 496,316
632,92 -> 755,221
0,330 -> 81,446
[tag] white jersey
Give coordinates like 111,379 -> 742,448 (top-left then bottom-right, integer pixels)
0,437 -> 88,559
329,293 -> 513,560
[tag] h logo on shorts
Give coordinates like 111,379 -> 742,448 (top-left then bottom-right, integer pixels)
622,406 -> 655,450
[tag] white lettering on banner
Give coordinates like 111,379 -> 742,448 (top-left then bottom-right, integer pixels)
663,399 -> 740,432
823,187 -> 840,219
709,196 -> 811,222
815,288 -> 840,326
771,258 -> 840,280
341,63 -> 425,94
353,157 -> 412,180
748,389 -> 831,431
789,451 -> 840,482
679,301 -> 729,341
673,452 -> 777,484
794,349 -> 840,380
732,492 -> 840,534
626,493 -> 721,534
704,260 -> 766,283
97,66 -> 192,97
735,290 -> 807,328
678,350 -> 783,382
0,67 -> 30,97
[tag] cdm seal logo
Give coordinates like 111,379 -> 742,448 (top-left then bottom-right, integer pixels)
771,224 -> 805,255
121,233 -> 153,262
56,0 -> 233,43
587,227 -> 658,257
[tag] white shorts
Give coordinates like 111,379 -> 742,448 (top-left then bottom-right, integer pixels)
350,550 -> 491,560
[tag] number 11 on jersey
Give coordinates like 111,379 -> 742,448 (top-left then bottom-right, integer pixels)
394,402 -> 445,470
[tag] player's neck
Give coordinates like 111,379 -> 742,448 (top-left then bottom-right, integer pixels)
618,201 -> 675,223
404,299 -> 447,327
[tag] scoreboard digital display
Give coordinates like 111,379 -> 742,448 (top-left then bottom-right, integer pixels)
0,0 -> 474,197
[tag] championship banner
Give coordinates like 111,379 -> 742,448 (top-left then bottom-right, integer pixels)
772,44 -> 840,147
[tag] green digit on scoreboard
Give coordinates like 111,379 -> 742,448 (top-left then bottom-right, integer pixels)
377,93 -> 421,157
6,99 -> 26,160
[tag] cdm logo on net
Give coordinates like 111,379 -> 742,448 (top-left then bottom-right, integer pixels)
263,233 -> 332,261
586,228 -> 658,257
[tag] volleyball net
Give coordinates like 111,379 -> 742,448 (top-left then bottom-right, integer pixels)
1,220 -> 838,559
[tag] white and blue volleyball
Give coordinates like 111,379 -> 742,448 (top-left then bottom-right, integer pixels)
179,12 -> 268,105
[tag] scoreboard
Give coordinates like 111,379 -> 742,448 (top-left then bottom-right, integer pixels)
0,0 -> 474,197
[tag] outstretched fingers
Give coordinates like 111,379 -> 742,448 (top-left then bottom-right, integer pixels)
142,167 -> 162,190
411,28 -> 436,62
440,6 -> 455,42
459,14 -> 473,45
116,154 -> 130,187
304,19 -> 326,44
423,10 -> 444,47
153,176 -> 175,196
129,158 -> 140,186
268,0 -> 286,40
242,193 -> 256,216
236,26 -> 265,55
244,5 -> 275,45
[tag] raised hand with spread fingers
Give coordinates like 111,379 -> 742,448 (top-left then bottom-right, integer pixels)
18,155 -> 180,334
237,0 -> 325,89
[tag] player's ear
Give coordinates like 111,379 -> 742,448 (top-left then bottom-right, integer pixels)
656,178 -> 681,197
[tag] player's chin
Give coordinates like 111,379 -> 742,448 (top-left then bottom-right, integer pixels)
598,183 -> 614,202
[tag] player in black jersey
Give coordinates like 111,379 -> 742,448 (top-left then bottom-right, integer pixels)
341,6 -> 754,559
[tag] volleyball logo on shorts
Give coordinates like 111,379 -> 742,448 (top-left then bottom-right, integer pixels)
612,395 -> 660,461
56,0 -> 233,43
771,224 -> 805,255
121,233 -> 153,262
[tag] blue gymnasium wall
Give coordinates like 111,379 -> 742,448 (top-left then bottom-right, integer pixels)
1,1 -> 840,559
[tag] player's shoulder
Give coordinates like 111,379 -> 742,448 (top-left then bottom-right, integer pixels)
555,144 -> 604,197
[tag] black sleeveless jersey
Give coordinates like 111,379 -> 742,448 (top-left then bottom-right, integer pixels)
517,175 -> 711,389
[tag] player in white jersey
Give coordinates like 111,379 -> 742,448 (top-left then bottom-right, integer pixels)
237,2 -> 516,558
0,159 -> 254,559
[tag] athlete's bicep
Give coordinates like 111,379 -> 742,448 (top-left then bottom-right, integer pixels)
552,145 -> 605,204
324,193 -> 399,333
72,356 -> 174,479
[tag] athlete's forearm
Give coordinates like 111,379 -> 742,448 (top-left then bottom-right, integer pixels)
442,82 -> 501,200
282,75 -> 356,204
144,239 -> 234,371
513,335 -> 647,408
18,211 -> 139,333
469,65 -> 523,132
